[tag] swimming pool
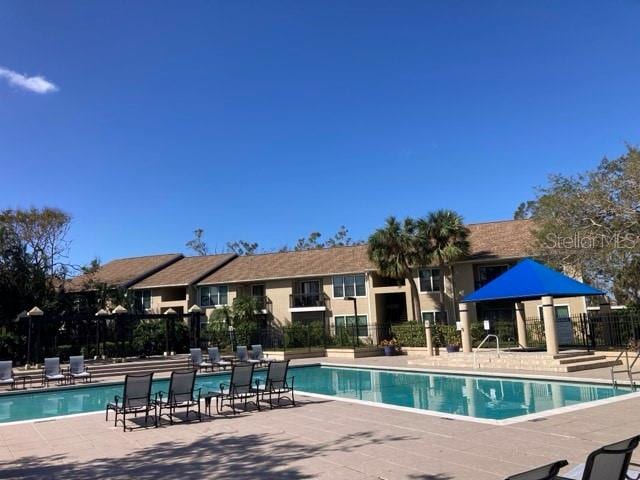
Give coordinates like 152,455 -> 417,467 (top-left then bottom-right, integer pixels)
0,365 -> 632,424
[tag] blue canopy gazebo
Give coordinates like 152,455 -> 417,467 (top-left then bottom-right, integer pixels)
458,258 -> 604,354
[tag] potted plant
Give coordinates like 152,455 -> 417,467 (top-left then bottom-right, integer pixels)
381,338 -> 399,356
442,325 -> 461,353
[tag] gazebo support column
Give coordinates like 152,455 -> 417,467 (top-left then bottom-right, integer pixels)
460,303 -> 472,353
515,302 -> 528,348
542,295 -> 559,355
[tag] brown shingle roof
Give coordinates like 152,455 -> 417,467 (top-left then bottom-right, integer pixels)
198,220 -> 535,284
130,254 -> 237,289
467,219 -> 534,260
66,253 -> 183,292
198,245 -> 374,284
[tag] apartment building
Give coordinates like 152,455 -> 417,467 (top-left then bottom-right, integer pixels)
128,253 -> 236,314
66,220 -> 589,333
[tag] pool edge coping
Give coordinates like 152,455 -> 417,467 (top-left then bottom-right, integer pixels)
0,361 -> 637,427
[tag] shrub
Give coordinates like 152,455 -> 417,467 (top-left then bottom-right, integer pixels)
390,323 -> 426,347
132,319 -> 189,357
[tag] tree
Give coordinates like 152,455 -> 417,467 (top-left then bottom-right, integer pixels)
0,207 -> 71,279
416,210 -> 470,316
186,228 -> 209,256
294,232 -> 323,251
524,145 -> 640,302
226,240 -> 259,256
368,217 -> 431,322
513,201 -> 537,220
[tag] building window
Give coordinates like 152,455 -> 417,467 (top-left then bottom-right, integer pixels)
251,284 -> 265,297
421,311 -> 447,325
200,285 -> 228,307
134,290 -> 151,310
477,264 -> 509,288
333,274 -> 366,298
334,315 -> 368,336
419,268 -> 441,292
538,305 -> 570,320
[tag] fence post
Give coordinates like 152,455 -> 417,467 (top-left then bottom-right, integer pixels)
283,326 -> 287,352
352,323 -> 357,348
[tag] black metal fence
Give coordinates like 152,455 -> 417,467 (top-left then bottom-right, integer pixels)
203,322 -> 395,353
2,311 -> 203,365
6,310 -> 640,364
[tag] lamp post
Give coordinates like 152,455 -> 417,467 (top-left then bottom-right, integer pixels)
26,307 -> 44,368
188,304 -> 202,349
344,296 -> 358,347
112,305 -> 127,359
164,308 -> 177,355
95,309 -> 109,360
228,325 -> 236,352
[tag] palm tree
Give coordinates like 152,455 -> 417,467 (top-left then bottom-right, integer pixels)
417,209 -> 470,320
368,217 -> 431,322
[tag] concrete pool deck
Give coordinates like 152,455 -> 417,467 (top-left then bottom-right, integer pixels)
0,356 -> 639,479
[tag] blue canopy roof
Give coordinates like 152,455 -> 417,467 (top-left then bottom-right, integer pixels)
462,258 -> 604,303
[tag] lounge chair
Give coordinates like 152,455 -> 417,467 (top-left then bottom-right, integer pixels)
217,363 -> 258,414
155,369 -> 202,425
0,361 -> 16,390
189,348 -> 212,372
505,435 -> 640,480
252,359 -> 295,408
207,347 -> 231,371
250,344 -> 271,367
42,357 -> 66,386
68,355 -> 92,384
106,372 -> 156,431
236,345 -> 249,363
505,460 -> 569,480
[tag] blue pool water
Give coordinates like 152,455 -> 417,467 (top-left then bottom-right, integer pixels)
0,365 -> 631,423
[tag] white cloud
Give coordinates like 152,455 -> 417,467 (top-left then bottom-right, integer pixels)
0,66 -> 58,94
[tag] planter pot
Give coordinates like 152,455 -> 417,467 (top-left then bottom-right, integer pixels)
446,345 -> 460,353
383,345 -> 395,356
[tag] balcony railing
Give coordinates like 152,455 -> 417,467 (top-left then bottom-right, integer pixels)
252,295 -> 270,311
289,293 -> 326,308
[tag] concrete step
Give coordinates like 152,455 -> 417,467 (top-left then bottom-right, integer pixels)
565,359 -> 622,372
557,355 -> 607,365
552,351 -> 595,359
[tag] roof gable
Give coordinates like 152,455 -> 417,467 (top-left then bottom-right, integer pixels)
66,253 -> 183,292
131,253 -> 237,289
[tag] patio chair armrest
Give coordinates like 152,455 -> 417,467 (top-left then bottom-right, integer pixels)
219,382 -> 228,392
254,379 -> 261,388
155,391 -> 167,402
112,395 -> 121,407
194,387 -> 201,401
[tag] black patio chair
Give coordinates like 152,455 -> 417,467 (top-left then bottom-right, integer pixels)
217,363 -> 258,414
505,435 -> 640,480
505,460 -> 568,480
105,372 -> 156,431
252,359 -> 295,409
155,369 -> 202,425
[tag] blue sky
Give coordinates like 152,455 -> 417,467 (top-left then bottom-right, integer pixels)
1,1 -> 639,267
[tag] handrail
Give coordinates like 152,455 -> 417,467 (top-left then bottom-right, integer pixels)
610,346 -> 640,390
473,334 -> 500,368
